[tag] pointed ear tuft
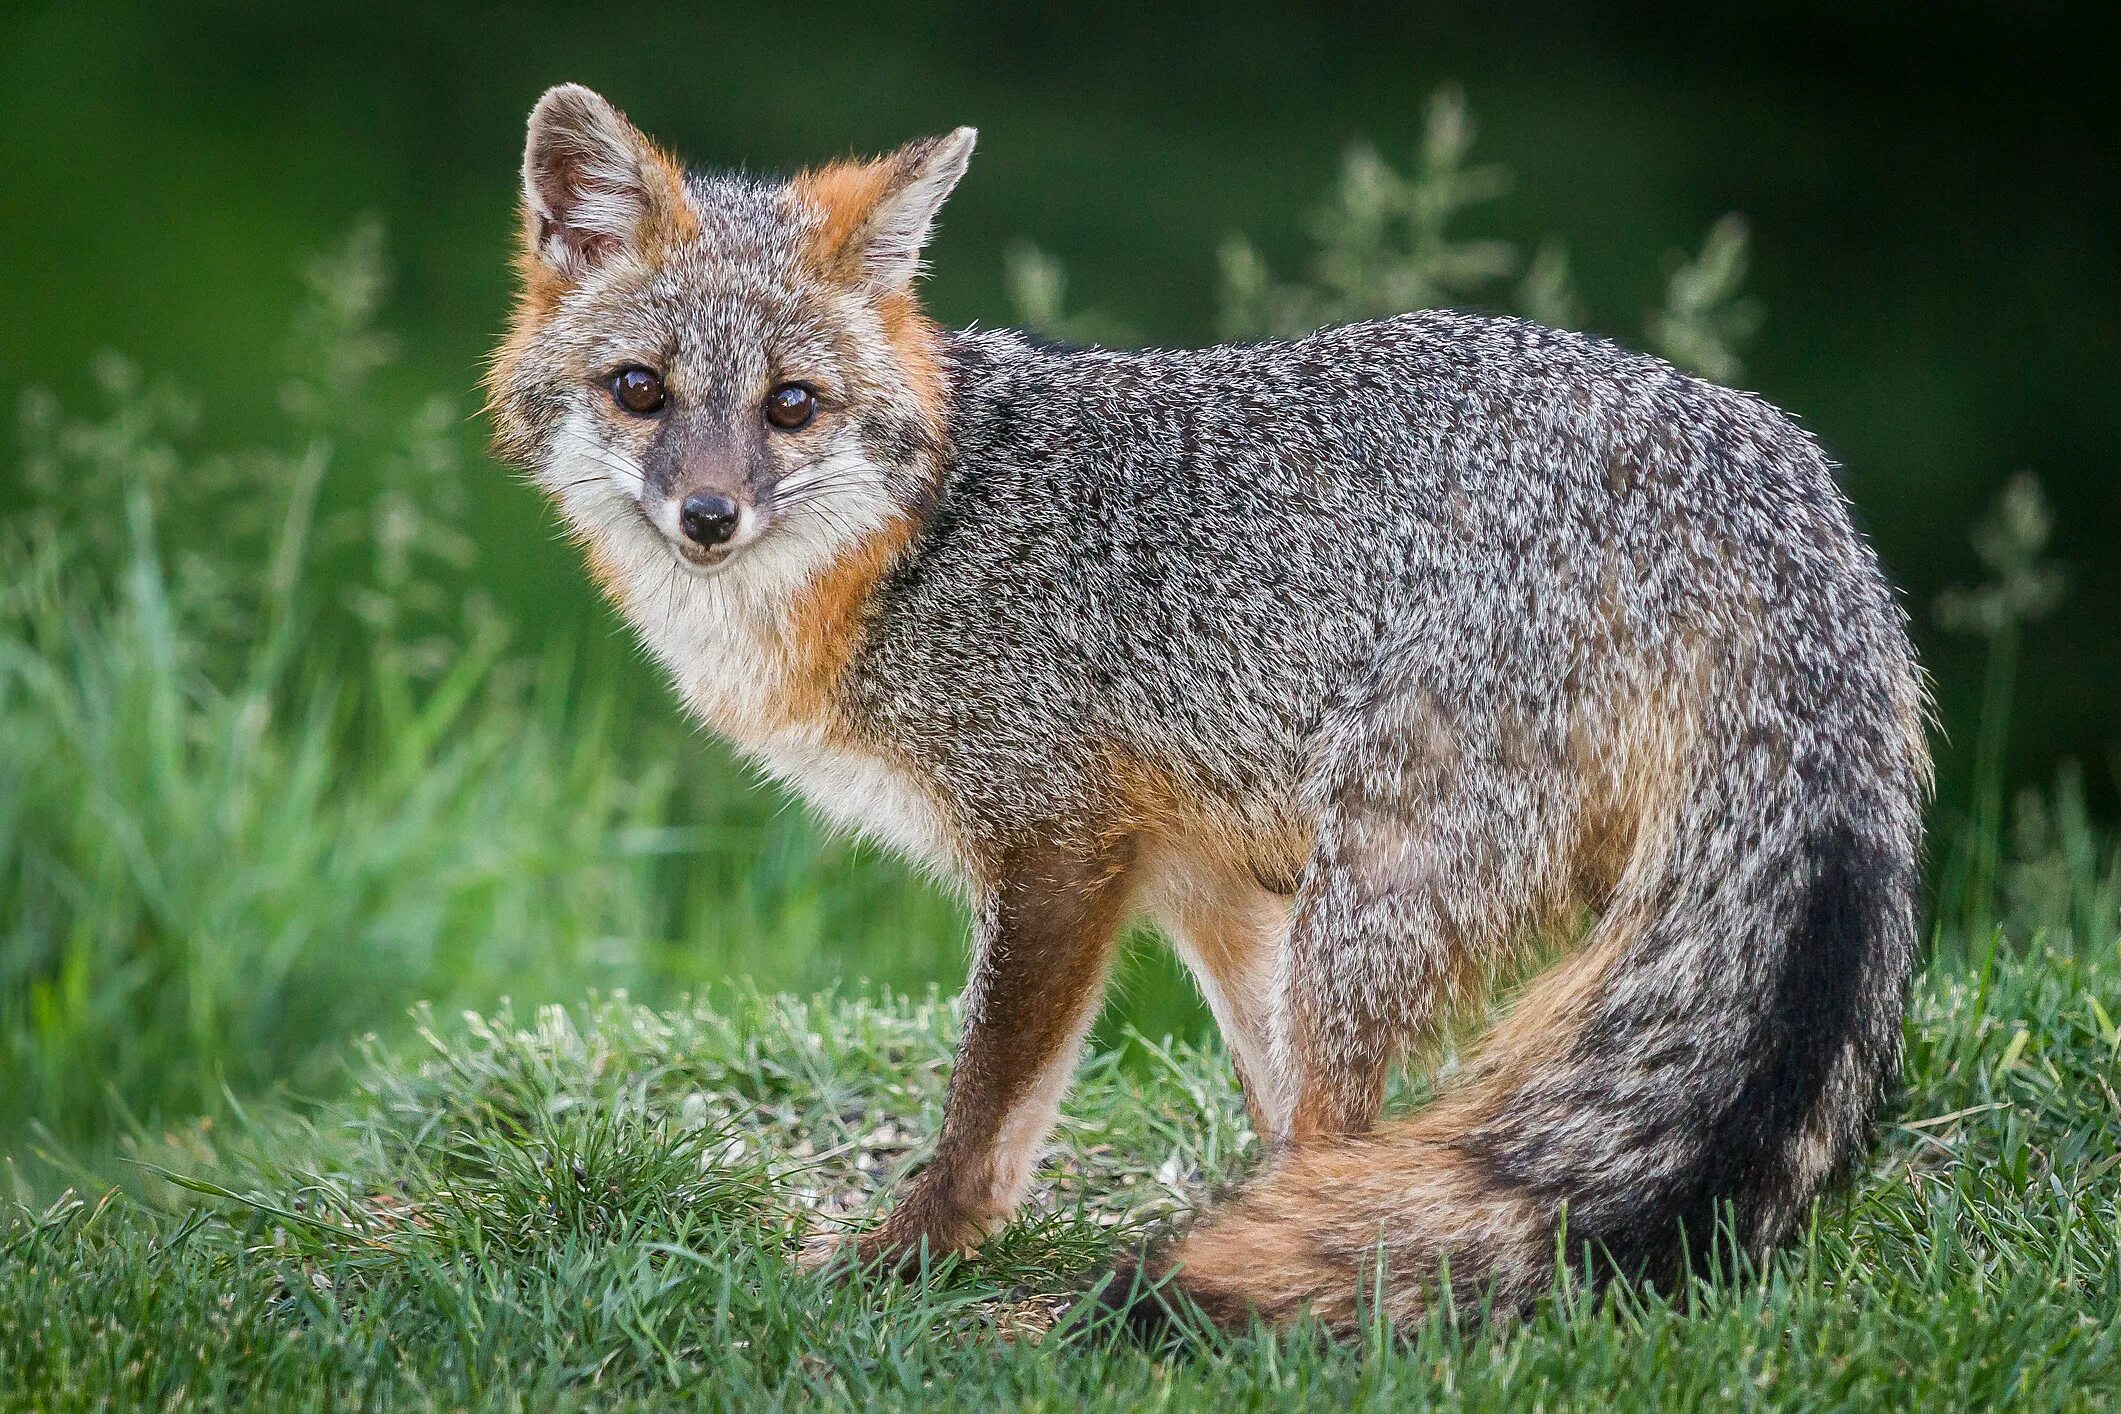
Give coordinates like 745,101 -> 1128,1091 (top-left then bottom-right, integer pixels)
521,84 -> 689,279
796,127 -> 976,292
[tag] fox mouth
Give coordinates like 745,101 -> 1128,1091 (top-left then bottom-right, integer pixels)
671,539 -> 738,573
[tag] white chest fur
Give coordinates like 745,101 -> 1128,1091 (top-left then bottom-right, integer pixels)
740,726 -> 958,872
627,556 -> 956,873
576,506 -> 954,874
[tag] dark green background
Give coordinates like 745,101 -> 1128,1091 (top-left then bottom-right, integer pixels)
5,0 -> 2116,812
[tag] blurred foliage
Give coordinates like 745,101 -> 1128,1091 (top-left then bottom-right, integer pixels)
1935,474 -> 2070,947
1218,90 -> 1522,338
1644,215 -> 1761,387
1935,474 -> 2067,641
1019,87 -> 1764,385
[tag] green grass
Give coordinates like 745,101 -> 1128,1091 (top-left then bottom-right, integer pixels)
5,930 -> 2119,1411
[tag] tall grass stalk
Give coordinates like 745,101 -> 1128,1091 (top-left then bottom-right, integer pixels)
1935,473 -> 2067,949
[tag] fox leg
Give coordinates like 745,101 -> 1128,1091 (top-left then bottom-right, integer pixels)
1168,902 -> 1291,1142
854,836 -> 1132,1271
1106,714 -> 1581,1330
1280,688 -> 1577,1145
1138,847 -> 1297,1142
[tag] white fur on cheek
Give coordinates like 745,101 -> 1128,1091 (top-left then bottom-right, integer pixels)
544,409 -> 647,506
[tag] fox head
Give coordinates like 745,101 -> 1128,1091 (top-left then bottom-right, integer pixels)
488,84 -> 972,591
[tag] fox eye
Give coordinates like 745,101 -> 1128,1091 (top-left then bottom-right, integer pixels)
610,366 -> 666,416
764,382 -> 818,431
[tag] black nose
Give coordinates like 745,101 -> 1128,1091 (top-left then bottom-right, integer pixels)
678,492 -> 740,548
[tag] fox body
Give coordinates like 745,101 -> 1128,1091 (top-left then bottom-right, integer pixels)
490,86 -> 1931,1331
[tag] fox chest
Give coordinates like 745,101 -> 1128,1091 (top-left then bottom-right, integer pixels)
641,622 -> 951,872
742,728 -> 960,873
651,624 -> 955,873
602,533 -> 957,874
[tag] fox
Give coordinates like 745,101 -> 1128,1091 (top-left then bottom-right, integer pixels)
486,84 -> 1931,1335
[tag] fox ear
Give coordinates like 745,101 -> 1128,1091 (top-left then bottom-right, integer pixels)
796,127 -> 976,292
521,84 -> 689,279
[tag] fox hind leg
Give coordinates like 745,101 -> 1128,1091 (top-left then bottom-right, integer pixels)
1278,682 -> 1581,1144
1113,690 -> 1588,1331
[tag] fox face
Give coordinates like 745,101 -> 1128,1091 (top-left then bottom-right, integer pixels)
488,84 -> 972,596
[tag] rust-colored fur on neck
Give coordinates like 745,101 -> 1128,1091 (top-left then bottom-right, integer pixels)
773,511 -> 919,732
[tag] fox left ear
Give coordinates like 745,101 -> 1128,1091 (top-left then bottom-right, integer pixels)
797,127 -> 977,292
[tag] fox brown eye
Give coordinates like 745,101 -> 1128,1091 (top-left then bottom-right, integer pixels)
610,366 -> 666,416
764,382 -> 817,431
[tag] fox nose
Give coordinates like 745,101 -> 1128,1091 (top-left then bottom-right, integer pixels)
678,492 -> 740,548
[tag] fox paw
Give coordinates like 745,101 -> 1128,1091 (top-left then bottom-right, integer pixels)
799,1204 -> 994,1280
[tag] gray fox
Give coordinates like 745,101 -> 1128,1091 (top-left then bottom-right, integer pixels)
487,85 -> 1932,1334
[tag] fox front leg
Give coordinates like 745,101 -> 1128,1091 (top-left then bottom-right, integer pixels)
849,839 -> 1131,1274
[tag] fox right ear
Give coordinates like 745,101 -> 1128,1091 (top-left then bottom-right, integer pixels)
520,84 -> 690,279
